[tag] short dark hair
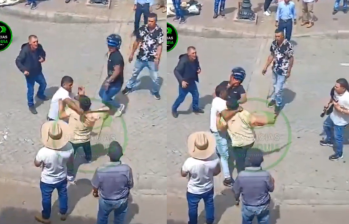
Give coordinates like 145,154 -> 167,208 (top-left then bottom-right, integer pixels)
275,29 -> 284,35
149,13 -> 157,20
108,141 -> 123,162
28,35 -> 37,40
245,148 -> 264,167
215,84 -> 226,97
336,78 -> 349,91
78,95 -> 91,112
226,99 -> 239,110
187,46 -> 196,51
61,76 -> 74,87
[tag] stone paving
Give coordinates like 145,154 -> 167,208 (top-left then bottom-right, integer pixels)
167,36 -> 349,205
170,0 -> 349,38
0,0 -> 166,23
0,15 -> 167,196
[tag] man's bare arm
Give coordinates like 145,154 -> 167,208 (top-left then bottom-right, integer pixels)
221,107 -> 243,121
238,93 -> 247,104
107,65 -> 122,82
250,114 -> 276,127
130,40 -> 140,56
58,100 -> 70,119
63,98 -> 83,115
264,54 -> 274,69
156,44 -> 163,61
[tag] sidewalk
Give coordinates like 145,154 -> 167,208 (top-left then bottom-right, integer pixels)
170,0 -> 349,38
0,0 -> 166,23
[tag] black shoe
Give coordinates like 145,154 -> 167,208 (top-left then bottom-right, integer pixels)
267,100 -> 276,107
29,106 -> 37,114
193,108 -> 204,114
329,154 -> 343,161
220,10 -> 225,17
223,178 -> 233,187
172,110 -> 178,118
30,2 -> 37,9
274,106 -> 282,116
320,139 -> 333,147
213,13 -> 218,19
179,18 -> 186,24
173,17 -> 180,21
153,92 -> 161,100
332,10 -> 338,15
122,87 -> 131,95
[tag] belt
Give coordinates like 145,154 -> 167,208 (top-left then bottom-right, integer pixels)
280,18 -> 292,22
137,2 -> 149,6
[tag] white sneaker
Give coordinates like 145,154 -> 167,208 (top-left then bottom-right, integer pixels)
114,104 -> 125,117
264,11 -> 271,16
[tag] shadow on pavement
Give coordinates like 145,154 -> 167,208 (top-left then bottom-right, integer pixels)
136,76 -> 164,93
167,220 -> 186,224
0,207 -> 97,224
177,94 -> 213,115
35,86 -> 59,108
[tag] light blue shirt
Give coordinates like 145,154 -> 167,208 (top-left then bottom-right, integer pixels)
276,1 -> 296,21
135,0 -> 153,6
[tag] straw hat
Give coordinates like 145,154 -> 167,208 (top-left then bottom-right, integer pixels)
187,132 -> 216,160
41,120 -> 73,150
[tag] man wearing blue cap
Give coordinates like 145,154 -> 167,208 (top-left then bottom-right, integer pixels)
215,67 -> 247,105
99,34 -> 125,117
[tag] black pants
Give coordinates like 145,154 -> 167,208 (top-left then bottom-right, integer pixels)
134,3 -> 150,34
264,0 -> 273,11
278,19 -> 293,41
232,143 -> 254,173
71,141 -> 92,161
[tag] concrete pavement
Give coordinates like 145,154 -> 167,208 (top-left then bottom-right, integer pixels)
170,0 -> 349,38
167,36 -> 349,205
0,0 -> 166,23
0,15 -> 167,195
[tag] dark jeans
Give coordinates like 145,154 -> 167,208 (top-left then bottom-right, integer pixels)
186,188 -> 214,224
172,82 -> 200,112
97,197 -> 128,224
67,141 -> 92,176
25,73 -> 47,107
232,143 -> 254,173
242,204 -> 270,224
278,19 -> 293,41
134,3 -> 150,34
99,81 -> 122,110
40,179 -> 68,219
214,0 -> 226,14
323,116 -> 346,156
172,0 -> 184,19
264,0 -> 272,11
27,0 -> 36,3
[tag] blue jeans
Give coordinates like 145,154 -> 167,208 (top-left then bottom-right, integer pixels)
172,82 -> 200,112
126,59 -> 160,94
242,204 -> 270,224
99,81 -> 122,109
334,0 -> 348,10
277,19 -> 293,41
186,188 -> 214,224
25,73 -> 47,107
97,197 -> 128,224
323,116 -> 346,156
40,179 -> 68,219
270,71 -> 286,107
212,131 -> 230,178
134,3 -> 150,34
214,0 -> 226,14
172,0 -> 184,19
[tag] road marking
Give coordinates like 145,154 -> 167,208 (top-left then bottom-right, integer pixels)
340,63 -> 349,66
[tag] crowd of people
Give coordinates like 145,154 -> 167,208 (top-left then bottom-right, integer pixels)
14,13 -> 163,224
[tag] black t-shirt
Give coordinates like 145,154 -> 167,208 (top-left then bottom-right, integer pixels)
217,81 -> 246,101
107,50 -> 124,84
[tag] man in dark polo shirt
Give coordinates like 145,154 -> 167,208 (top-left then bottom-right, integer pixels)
215,67 -> 247,104
172,46 -> 204,118
99,34 -> 125,117
91,141 -> 134,224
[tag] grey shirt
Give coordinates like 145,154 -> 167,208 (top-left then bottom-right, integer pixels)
91,162 -> 134,200
233,167 -> 274,206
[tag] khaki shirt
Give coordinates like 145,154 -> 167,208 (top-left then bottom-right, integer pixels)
67,108 -> 101,144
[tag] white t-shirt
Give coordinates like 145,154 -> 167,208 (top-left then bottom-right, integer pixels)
330,91 -> 349,126
48,87 -> 74,120
35,143 -> 74,184
182,154 -> 220,194
210,97 -> 227,132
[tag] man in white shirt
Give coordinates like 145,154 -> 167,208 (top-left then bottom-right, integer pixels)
321,78 -> 349,161
47,76 -> 84,121
34,120 -> 74,224
181,131 -> 220,224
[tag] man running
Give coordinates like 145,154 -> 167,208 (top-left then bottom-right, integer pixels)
99,34 -> 125,117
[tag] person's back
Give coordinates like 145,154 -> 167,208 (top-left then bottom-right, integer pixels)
36,143 -> 74,184
225,110 -> 255,147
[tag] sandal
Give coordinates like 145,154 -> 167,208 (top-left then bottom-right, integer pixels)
162,8 -> 167,13
306,22 -> 314,28
300,21 -> 308,26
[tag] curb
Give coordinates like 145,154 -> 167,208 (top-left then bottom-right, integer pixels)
175,25 -> 349,39
0,6 -> 167,23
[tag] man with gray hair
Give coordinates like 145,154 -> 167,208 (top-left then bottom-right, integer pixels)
91,141 -> 134,224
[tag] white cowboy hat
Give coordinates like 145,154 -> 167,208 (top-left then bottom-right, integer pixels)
41,120 -> 73,150
187,132 -> 216,160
